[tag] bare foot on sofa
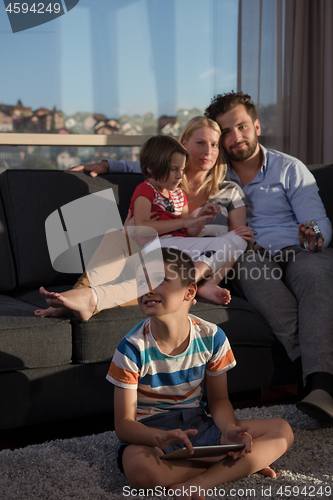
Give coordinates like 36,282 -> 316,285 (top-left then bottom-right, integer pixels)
34,305 -> 72,318
36,286 -> 96,321
196,282 -> 231,305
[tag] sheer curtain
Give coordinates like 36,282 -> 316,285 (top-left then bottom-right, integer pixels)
237,0 -> 333,165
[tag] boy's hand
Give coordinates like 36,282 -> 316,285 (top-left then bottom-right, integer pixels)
224,425 -> 252,459
155,428 -> 198,454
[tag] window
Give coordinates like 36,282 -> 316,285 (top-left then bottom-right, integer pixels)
0,0 -> 238,139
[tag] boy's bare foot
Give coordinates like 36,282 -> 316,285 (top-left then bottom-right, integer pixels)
34,306 -> 72,318
37,286 -> 96,321
196,282 -> 231,305
259,466 -> 279,478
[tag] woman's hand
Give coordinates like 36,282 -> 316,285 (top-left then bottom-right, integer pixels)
123,209 -> 135,230
234,225 -> 254,250
67,160 -> 109,177
155,428 -> 198,454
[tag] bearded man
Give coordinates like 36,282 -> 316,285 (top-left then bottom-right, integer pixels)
205,91 -> 333,423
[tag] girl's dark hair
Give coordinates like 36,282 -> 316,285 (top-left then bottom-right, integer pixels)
140,135 -> 189,181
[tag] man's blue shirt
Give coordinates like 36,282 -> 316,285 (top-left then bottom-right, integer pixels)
106,159 -> 141,173
226,146 -> 332,254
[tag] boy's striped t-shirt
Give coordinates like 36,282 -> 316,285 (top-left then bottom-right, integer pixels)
106,314 -> 236,419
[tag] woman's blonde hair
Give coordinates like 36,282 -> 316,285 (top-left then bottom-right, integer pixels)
179,116 -> 227,199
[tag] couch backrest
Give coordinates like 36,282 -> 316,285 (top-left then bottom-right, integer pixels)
0,166 -> 331,292
0,170 -> 144,292
0,194 -> 16,292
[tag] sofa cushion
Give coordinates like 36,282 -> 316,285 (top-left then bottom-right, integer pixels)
192,298 -> 277,346
0,170 -> 144,291
16,280 -> 300,392
0,295 -> 72,372
14,285 -> 147,364
71,304 -> 147,363
69,296 -> 276,364
192,300 -> 301,391
69,296 -> 301,391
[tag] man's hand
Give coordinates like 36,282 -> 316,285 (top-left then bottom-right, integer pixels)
224,425 -> 252,459
67,160 -> 109,177
298,222 -> 324,252
234,225 -> 255,250
155,428 -> 198,454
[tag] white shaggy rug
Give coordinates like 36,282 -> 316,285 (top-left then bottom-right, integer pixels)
1,405 -> 332,499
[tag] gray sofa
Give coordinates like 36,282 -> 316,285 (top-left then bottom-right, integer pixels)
0,165 -> 331,430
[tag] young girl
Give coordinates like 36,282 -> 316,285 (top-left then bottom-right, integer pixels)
130,134 -> 248,305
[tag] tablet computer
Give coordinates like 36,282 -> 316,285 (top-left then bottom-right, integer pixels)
160,444 -> 245,460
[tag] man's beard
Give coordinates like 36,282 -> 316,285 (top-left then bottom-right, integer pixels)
226,135 -> 258,162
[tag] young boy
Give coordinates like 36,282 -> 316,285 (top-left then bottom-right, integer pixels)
107,248 -> 294,499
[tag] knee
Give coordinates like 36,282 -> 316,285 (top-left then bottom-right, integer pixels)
231,232 -> 248,255
272,418 -> 294,451
235,255 -> 282,284
236,251 -> 266,271
288,252 -> 333,282
123,454 -> 164,489
211,235 -> 245,263
221,239 -> 239,263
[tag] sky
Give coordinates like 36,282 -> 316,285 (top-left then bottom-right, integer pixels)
0,0 -> 238,119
